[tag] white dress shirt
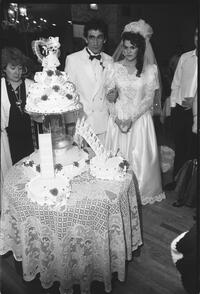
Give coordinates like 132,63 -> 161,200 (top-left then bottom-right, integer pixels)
192,92 -> 197,134
86,47 -> 103,81
171,231 -> 188,264
170,50 -> 197,107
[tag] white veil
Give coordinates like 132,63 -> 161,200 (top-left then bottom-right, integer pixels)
113,19 -> 162,116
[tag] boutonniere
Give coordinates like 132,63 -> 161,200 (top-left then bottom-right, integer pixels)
100,60 -> 105,70
100,61 -> 105,70
100,59 -> 111,71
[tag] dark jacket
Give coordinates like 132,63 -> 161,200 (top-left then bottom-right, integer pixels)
175,224 -> 199,294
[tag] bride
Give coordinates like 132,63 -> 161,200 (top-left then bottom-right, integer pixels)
105,19 -> 165,205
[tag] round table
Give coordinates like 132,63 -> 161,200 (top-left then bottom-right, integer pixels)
0,151 -> 142,294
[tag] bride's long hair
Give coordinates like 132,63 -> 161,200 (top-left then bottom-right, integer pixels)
122,31 -> 145,77
113,19 -> 162,116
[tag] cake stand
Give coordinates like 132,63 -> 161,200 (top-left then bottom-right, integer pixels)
30,107 -> 84,161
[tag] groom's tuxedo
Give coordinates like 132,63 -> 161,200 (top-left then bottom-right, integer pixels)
64,47 -> 113,135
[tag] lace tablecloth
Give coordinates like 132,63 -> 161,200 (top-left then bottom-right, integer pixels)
0,153 -> 142,294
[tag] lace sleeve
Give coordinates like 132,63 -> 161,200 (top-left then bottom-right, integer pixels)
106,101 -> 117,121
132,64 -> 158,122
105,63 -> 118,115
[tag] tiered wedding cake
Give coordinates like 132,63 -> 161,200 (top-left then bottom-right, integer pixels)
25,36 -> 129,207
25,37 -> 88,206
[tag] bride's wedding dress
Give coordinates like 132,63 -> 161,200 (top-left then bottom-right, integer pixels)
105,63 -> 165,205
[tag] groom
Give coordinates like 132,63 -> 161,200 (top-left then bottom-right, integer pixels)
64,18 -> 113,144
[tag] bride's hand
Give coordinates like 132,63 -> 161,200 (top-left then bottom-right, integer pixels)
115,118 -> 132,133
121,118 -> 132,133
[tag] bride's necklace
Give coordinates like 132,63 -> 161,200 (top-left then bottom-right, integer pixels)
11,83 -> 23,113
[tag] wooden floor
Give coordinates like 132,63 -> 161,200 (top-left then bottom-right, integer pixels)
0,119 -> 196,294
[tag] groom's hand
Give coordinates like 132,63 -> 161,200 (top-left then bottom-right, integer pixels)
115,117 -> 124,132
106,88 -> 118,103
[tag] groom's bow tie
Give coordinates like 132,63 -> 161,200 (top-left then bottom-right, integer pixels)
86,48 -> 101,61
89,54 -> 101,61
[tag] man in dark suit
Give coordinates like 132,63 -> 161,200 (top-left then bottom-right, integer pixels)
171,224 -> 199,294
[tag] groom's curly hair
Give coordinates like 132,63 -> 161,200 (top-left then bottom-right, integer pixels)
84,19 -> 108,40
122,32 -> 145,77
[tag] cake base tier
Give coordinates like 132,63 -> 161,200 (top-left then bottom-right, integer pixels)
25,108 -> 82,116
26,175 -> 71,206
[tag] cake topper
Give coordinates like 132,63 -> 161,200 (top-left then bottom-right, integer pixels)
32,36 -> 61,70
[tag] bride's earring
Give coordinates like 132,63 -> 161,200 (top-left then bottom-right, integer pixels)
122,49 -> 126,57
84,37 -> 88,45
22,66 -> 28,75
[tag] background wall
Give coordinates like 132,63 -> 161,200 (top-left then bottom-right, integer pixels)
71,4 -> 120,55
71,3 -> 197,67
1,3 -> 73,70
1,3 -> 198,70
